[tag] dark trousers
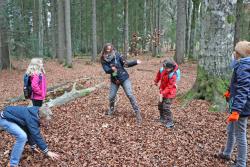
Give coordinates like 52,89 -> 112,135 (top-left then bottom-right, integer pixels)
158,98 -> 173,124
32,100 -> 43,107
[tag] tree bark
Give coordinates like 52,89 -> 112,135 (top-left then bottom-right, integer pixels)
51,0 -> 57,59
123,0 -> 129,59
0,0 -> 10,70
143,0 -> 147,50
65,0 -> 72,67
234,0 -> 243,46
91,0 -> 97,61
175,0 -> 186,64
57,0 -> 66,63
189,0 -> 200,59
38,0 -> 44,57
185,0 -> 192,58
190,0 -> 237,108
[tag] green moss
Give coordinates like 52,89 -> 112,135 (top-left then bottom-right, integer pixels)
227,15 -> 236,24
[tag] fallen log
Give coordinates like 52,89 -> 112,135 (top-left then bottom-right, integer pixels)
6,77 -> 91,103
136,68 -> 155,73
46,82 -> 105,107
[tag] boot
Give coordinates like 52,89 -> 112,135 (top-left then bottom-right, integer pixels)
164,111 -> 174,128
135,111 -> 142,124
106,100 -> 115,116
158,102 -> 165,123
159,110 -> 165,123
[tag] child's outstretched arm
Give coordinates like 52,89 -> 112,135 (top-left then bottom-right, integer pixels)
154,71 -> 161,85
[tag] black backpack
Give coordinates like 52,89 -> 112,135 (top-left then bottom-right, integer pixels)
23,74 -> 32,99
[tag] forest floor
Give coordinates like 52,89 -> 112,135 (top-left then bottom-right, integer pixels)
0,52 -> 249,167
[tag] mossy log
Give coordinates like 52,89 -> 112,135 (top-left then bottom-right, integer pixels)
46,82 -> 105,107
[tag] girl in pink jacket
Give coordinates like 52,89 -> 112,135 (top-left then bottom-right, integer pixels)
25,58 -> 47,107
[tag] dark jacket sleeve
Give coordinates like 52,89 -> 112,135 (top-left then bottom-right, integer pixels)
118,55 -> 138,68
102,61 -> 113,74
231,64 -> 250,113
26,116 -> 48,154
126,60 -> 138,67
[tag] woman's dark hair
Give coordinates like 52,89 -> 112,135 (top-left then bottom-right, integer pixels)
100,43 -> 114,62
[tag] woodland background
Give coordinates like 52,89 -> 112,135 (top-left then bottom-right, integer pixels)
0,0 -> 250,166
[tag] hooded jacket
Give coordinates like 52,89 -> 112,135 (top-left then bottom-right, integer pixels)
154,64 -> 179,98
102,51 -> 138,84
230,57 -> 250,117
1,106 -> 48,153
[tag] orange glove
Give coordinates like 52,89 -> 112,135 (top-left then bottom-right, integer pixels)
224,90 -> 230,102
226,111 -> 239,124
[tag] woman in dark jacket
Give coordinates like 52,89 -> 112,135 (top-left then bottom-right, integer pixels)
100,43 -> 142,124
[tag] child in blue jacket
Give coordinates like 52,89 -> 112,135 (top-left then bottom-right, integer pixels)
217,41 -> 250,167
0,105 -> 60,167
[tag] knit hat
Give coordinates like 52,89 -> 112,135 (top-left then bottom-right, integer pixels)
235,41 -> 250,57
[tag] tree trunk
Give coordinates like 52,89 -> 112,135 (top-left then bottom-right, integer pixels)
190,0 -> 237,109
185,0 -> 192,58
0,0 -> 10,70
51,0 -> 57,58
38,0 -> 44,57
123,0 -> 129,60
152,1 -> 157,56
57,0 -> 65,63
157,0 -> 161,54
175,0 -> 186,64
80,0 -> 84,52
234,0 -> 243,46
189,0 -> 200,59
85,1 -> 89,53
143,0 -> 147,50
65,0 -> 72,67
32,0 -> 39,57
150,0 -> 154,52
91,0 -> 97,61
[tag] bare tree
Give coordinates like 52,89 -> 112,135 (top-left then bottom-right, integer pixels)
189,0 -> 201,58
0,0 -> 10,70
234,0 -> 243,46
123,0 -> 128,59
65,0 -> 72,67
175,0 -> 187,64
91,0 -> 97,61
38,0 -> 44,57
57,0 -> 65,63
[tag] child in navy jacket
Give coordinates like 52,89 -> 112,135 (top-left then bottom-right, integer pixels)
0,105 -> 60,167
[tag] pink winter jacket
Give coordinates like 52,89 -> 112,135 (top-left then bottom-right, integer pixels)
30,73 -> 47,100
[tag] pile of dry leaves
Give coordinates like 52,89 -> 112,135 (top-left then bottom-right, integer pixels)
0,53 -> 249,167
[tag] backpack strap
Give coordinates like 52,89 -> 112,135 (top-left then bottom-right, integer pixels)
168,71 -> 176,79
